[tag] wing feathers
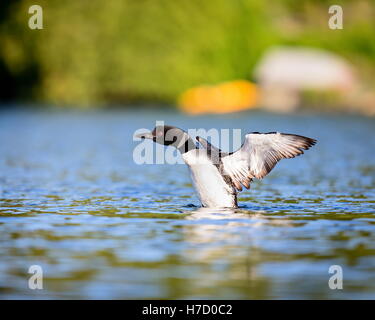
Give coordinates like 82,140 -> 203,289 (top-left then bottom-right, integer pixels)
222,132 -> 316,191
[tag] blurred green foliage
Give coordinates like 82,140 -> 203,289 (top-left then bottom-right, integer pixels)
0,0 -> 374,106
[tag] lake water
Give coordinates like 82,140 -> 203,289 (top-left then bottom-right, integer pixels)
0,108 -> 374,299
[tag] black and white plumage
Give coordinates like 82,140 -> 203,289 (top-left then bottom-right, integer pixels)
136,125 -> 316,208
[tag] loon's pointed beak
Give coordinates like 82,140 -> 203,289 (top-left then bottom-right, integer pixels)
135,131 -> 154,140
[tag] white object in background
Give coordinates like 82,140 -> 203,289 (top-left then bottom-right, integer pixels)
254,47 -> 356,111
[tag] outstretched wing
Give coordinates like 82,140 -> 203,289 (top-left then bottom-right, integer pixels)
221,132 -> 316,191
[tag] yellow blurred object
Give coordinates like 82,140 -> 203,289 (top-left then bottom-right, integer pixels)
178,80 -> 258,114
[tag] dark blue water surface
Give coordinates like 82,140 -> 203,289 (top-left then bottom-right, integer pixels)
0,108 -> 374,299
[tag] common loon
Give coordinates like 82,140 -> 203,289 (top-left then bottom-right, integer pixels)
136,125 -> 316,208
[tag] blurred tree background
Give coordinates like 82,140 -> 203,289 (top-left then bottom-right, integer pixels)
0,0 -> 374,107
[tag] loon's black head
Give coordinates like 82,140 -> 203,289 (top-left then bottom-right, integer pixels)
136,125 -> 195,153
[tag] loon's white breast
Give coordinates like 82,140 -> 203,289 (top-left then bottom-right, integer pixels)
182,149 -> 237,208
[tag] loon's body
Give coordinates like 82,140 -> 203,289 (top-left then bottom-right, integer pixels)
136,125 -> 316,208
182,149 -> 237,208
